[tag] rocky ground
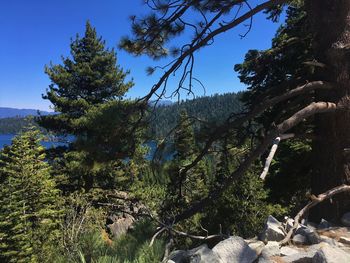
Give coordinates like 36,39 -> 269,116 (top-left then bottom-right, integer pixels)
167,212 -> 350,263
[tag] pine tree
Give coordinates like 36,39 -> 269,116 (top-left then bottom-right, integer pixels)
38,21 -> 144,192
40,21 -> 133,134
0,128 -> 62,263
165,110 -> 208,211
38,21 -> 138,158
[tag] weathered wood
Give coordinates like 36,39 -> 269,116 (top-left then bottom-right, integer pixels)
280,184 -> 350,245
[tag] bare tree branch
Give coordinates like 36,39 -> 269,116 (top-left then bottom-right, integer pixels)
260,133 -> 295,180
280,184 -> 350,245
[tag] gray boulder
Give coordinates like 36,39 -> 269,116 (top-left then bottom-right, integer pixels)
312,244 -> 350,263
167,250 -> 188,263
319,235 -> 341,246
293,234 -> 308,245
296,224 -> 321,244
341,212 -> 350,227
259,215 -> 286,242
280,246 -> 301,257
167,245 -> 221,263
188,244 -> 221,263
213,236 -> 258,263
246,240 -> 265,256
107,214 -> 134,238
258,242 -> 280,263
261,242 -> 280,257
339,236 -> 350,245
306,222 -> 318,230
318,219 -> 332,230
282,250 -> 316,263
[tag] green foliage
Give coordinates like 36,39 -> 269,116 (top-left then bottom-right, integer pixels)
1,93 -> 242,142
39,21 -> 136,156
235,4 -> 312,213
265,139 -> 312,214
0,128 -> 63,262
48,192 -> 108,262
120,0 -> 261,59
235,4 -> 311,131
0,117 -> 40,134
150,92 -> 243,139
41,21 -> 133,133
204,170 -> 286,239
53,219 -> 164,263
163,110 -> 209,215
38,21 -> 145,193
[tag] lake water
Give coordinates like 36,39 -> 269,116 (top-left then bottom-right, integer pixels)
0,134 -> 70,150
0,134 -> 14,149
0,134 -> 174,160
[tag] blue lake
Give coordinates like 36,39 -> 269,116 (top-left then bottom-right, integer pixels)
0,134 -> 71,150
0,134 -> 173,160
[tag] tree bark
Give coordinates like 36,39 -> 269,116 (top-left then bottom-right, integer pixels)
307,0 -> 350,221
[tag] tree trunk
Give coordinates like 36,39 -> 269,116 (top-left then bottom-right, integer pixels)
307,0 -> 350,221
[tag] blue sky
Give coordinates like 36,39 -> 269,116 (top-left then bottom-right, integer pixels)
0,0 -> 283,111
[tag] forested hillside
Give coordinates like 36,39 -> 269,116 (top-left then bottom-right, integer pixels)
150,93 -> 243,139
0,93 -> 243,137
0,117 -> 39,134
0,107 -> 52,118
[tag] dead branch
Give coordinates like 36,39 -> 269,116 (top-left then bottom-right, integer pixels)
260,134 -> 295,180
162,237 -> 174,263
277,102 -> 337,132
150,227 -> 167,247
260,101 -> 337,180
260,133 -> 300,180
280,184 -> 350,245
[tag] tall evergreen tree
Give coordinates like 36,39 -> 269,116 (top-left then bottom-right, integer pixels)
39,21 -> 143,192
165,110 -> 208,212
0,128 -> 62,263
40,21 -> 133,134
235,4 -> 314,214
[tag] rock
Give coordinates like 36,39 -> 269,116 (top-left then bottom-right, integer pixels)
312,244 -> 350,263
282,250 -> 316,263
284,218 -> 295,233
107,214 -> 134,238
319,219 -> 332,230
293,234 -> 308,245
167,245 -> 221,263
259,215 -> 286,242
257,242 -> 280,263
246,240 -> 265,256
261,242 -> 280,257
296,225 -> 321,244
212,236 -> 258,263
339,236 -> 350,245
280,246 -> 300,257
188,244 -> 221,263
306,222 -> 318,230
341,212 -> 350,227
167,250 -> 188,263
319,235 -> 339,246
258,256 -> 283,263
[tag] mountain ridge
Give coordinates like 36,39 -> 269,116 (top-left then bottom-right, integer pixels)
0,107 -> 53,119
